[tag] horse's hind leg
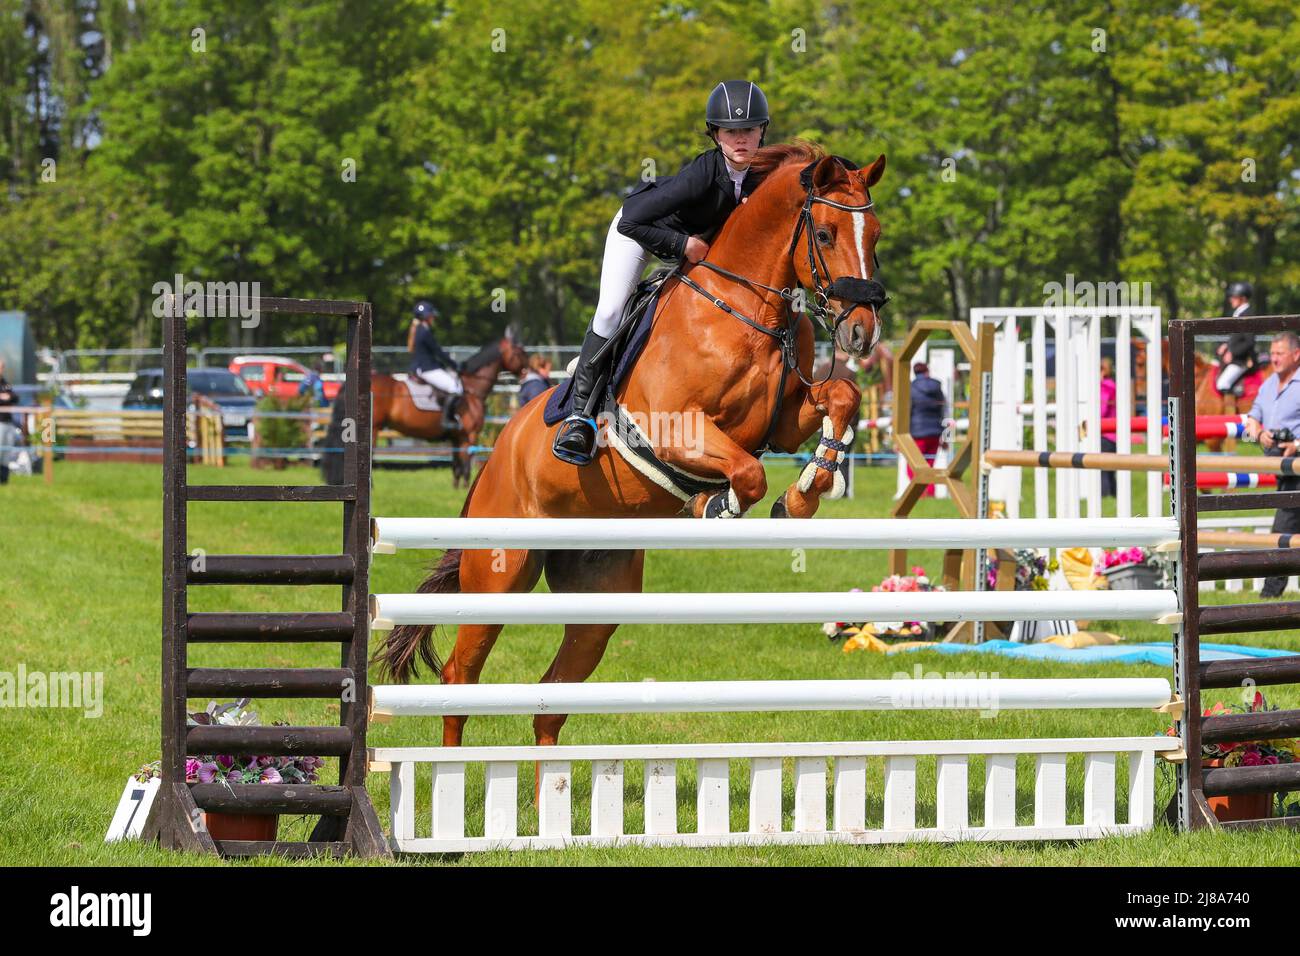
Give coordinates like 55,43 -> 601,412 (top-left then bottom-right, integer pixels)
533,548 -> 646,747
440,546 -> 545,746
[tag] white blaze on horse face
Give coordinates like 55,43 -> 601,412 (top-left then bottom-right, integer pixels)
852,211 -> 868,277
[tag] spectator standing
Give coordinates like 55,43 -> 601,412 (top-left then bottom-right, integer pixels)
297,360 -> 327,406
0,358 -> 16,484
1099,356 -> 1117,498
517,355 -> 554,408
1243,332 -> 1300,598
908,361 -> 946,497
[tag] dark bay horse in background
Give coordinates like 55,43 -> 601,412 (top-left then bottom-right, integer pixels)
378,143 -> 888,750
321,330 -> 528,487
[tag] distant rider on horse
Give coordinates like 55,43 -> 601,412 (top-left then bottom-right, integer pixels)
408,300 -> 463,430
552,80 -> 772,466
1215,281 -> 1260,396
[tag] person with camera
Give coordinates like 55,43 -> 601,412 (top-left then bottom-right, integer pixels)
1243,332 -> 1300,598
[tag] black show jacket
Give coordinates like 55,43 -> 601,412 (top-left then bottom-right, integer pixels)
617,148 -> 757,260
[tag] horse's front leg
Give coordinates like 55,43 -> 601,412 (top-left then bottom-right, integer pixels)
767,378 -> 859,518
657,416 -> 769,518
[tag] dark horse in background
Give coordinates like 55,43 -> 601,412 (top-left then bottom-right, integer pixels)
321,329 -> 529,486
377,143 -> 888,752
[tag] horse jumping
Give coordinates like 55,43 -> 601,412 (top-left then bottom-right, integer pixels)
377,143 -> 889,750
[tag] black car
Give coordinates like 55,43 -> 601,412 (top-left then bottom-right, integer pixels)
123,367 -> 259,441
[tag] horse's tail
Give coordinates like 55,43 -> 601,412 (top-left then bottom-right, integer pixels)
374,549 -> 461,682
372,469 -> 484,683
319,397 -> 347,484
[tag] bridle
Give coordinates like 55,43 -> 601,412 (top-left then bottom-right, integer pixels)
677,155 -> 889,390
787,158 -> 889,339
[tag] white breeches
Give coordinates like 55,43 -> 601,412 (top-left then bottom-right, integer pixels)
591,210 -> 653,337
415,368 -> 463,394
1216,363 -> 1246,393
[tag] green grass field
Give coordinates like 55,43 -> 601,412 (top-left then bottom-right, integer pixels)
2,457 -> 1298,866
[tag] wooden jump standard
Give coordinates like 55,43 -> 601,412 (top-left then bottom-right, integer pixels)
144,298 -> 390,859
1169,314 -> 1300,833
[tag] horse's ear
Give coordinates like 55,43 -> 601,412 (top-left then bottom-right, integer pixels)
861,154 -> 886,189
504,324 -> 519,343
812,155 -> 851,192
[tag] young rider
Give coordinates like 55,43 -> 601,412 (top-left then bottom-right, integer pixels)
408,300 -> 463,429
552,80 -> 771,465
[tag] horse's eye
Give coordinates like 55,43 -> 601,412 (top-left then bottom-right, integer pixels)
816,229 -> 832,244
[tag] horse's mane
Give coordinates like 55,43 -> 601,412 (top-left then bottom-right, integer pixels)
745,140 -> 826,191
461,339 -> 501,374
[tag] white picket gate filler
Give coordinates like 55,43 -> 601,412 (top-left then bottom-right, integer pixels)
366,517 -> 1184,853
971,306 -> 1163,521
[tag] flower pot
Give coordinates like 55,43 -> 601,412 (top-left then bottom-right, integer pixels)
202,811 -> 279,842
1103,563 -> 1160,590
1204,759 -> 1273,823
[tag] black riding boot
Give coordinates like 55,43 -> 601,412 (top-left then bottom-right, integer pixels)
552,329 -> 610,465
443,394 -> 462,431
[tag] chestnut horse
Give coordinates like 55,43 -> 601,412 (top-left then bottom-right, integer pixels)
376,332 -> 528,487
320,331 -> 528,486
1135,340 -> 1264,451
377,144 -> 888,749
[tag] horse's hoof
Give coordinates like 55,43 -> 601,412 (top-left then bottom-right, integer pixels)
703,488 -> 743,519
770,493 -> 789,519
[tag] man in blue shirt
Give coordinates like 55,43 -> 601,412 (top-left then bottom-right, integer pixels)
1244,332 -> 1300,598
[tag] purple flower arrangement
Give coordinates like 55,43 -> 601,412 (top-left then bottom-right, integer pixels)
185,699 -> 323,785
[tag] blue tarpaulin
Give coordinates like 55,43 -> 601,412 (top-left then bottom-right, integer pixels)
892,640 -> 1293,666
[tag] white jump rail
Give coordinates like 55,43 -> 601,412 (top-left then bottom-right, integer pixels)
371,677 -> 1172,717
369,589 -> 1181,629
367,679 -> 1178,853
371,516 -> 1180,553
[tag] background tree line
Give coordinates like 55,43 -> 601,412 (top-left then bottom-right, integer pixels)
1,0 -> 1296,352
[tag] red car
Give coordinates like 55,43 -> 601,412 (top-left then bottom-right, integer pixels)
228,356 -> 342,401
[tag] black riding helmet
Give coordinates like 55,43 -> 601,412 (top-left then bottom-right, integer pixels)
1228,281 -> 1253,300
706,80 -> 770,143
413,300 -> 440,321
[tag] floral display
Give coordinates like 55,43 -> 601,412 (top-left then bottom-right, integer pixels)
1198,692 -> 1299,766
1095,546 -> 1152,575
986,549 -> 1055,591
182,699 -> 323,786
823,569 -> 944,648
